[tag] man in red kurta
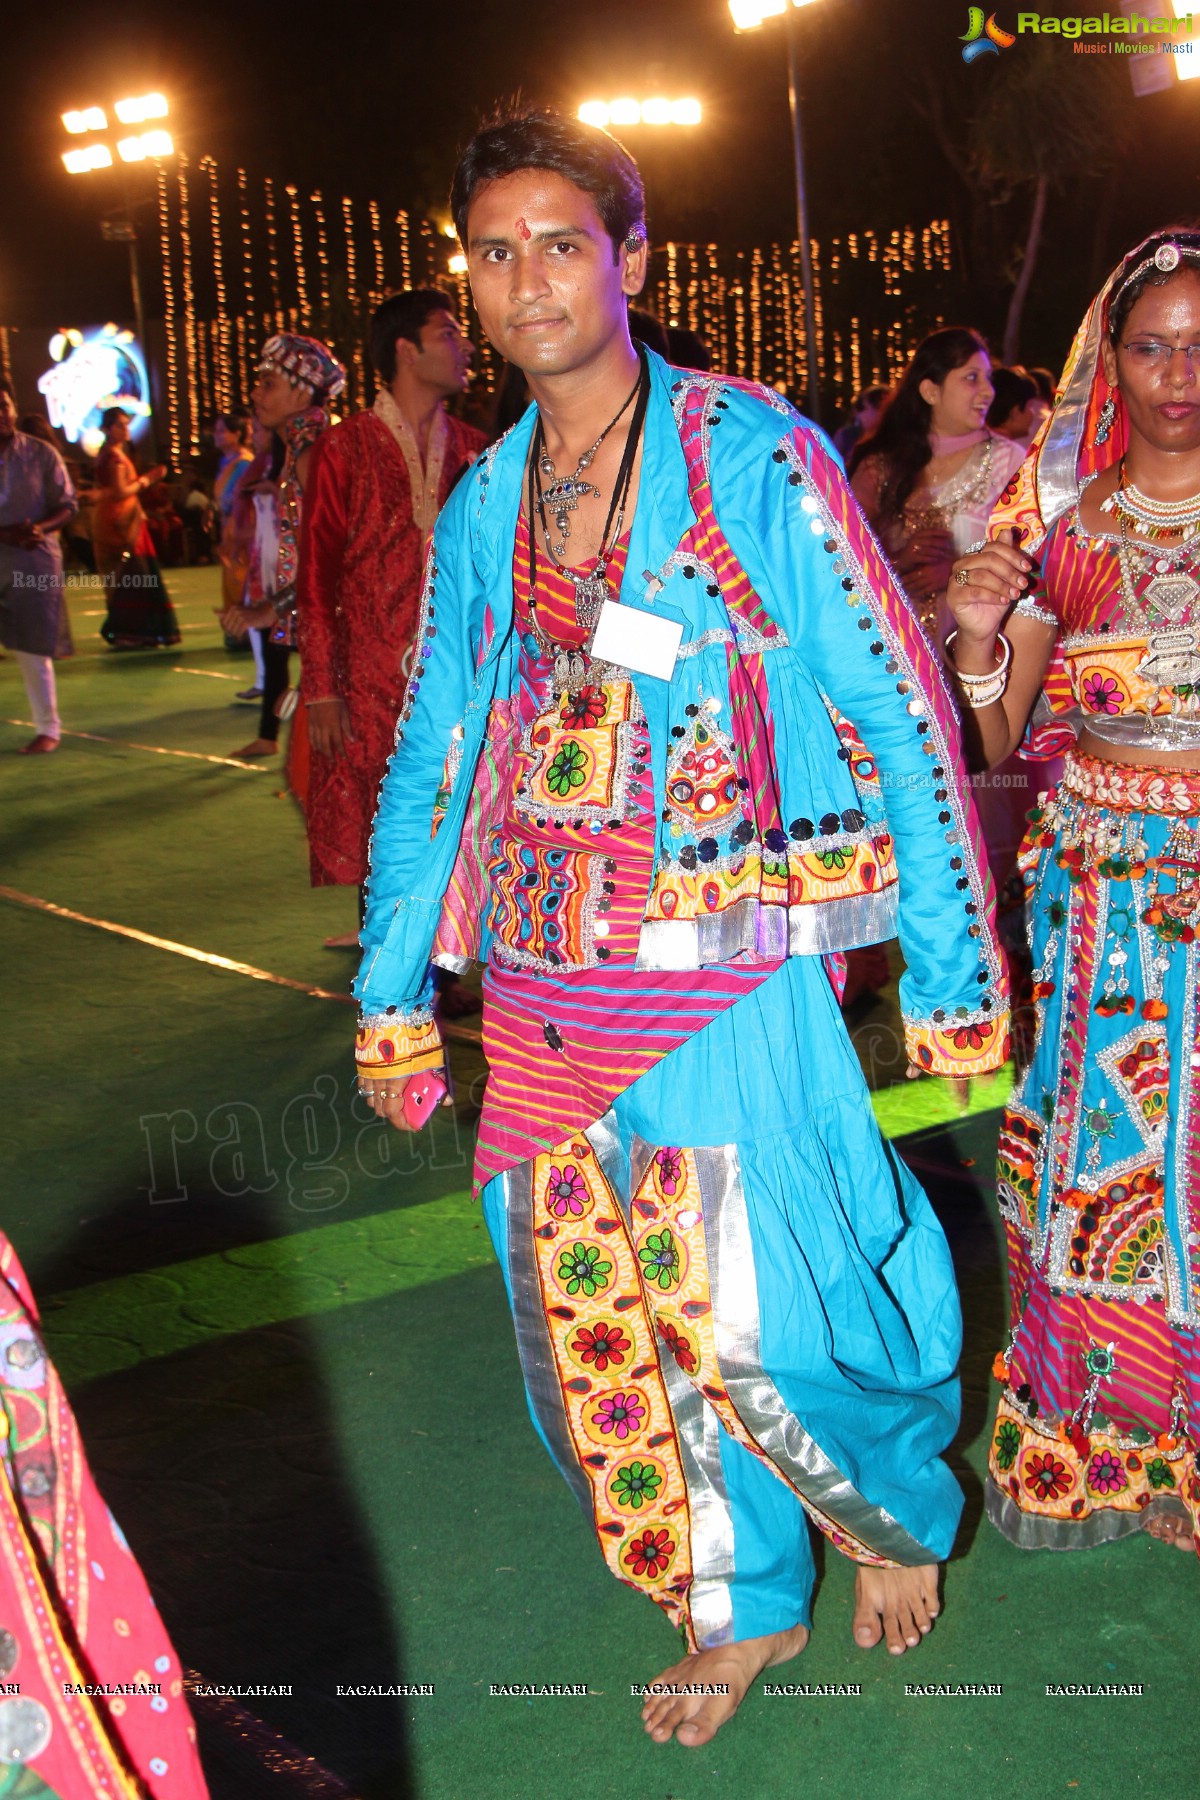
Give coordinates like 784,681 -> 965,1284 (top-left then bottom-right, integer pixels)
296,289 -> 486,898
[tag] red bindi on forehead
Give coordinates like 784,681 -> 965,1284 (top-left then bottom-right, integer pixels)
516,217 -> 531,241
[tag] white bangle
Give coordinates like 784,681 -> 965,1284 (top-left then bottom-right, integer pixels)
944,631 -> 1011,709
945,630 -> 1011,680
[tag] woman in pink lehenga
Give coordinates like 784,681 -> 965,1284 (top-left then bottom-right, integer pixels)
0,1233 -> 209,1798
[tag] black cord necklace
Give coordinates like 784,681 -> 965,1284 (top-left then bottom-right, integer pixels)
525,348 -> 650,654
535,363 -> 641,556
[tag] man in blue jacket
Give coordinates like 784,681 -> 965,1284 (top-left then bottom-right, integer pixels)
355,110 -> 1013,1746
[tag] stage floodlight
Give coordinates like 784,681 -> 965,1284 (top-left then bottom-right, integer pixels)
729,0 -> 785,29
62,144 -> 113,173
578,101 -> 610,128
62,107 -> 108,134
115,93 -> 169,124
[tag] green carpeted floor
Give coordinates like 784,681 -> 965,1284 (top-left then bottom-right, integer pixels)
1,570 -> 1192,1800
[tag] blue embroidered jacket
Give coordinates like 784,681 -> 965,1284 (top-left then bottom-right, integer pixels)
354,352 -> 1010,1079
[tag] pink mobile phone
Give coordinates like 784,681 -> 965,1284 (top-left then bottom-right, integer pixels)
401,1071 -> 447,1131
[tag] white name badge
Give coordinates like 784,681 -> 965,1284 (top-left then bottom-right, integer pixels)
589,598 -> 684,681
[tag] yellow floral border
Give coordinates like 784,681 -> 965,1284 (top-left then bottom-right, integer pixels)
905,1012 -> 1011,1078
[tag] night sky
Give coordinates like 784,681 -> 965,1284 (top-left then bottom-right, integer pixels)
6,0 -> 1200,377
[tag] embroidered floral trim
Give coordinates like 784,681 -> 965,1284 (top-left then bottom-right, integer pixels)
527,1137 -> 696,1640
988,1395 -> 1197,1536
355,1009 -> 444,1075
905,1012 -> 1012,1078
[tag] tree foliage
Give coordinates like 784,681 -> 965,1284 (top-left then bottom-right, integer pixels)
967,38 -> 1135,195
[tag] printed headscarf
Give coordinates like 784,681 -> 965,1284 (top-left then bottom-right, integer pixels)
990,230 -> 1200,552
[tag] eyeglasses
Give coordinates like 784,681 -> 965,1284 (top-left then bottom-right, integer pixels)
1120,340 -> 1200,368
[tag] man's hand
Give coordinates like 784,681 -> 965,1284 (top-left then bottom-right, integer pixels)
218,601 -> 276,637
307,696 -> 353,758
359,1075 -> 414,1132
0,520 -> 42,549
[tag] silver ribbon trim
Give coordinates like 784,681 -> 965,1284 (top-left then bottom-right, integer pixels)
693,1142 -> 938,1565
635,886 -> 899,971
1035,278 -> 1116,540
985,1476 -> 1156,1552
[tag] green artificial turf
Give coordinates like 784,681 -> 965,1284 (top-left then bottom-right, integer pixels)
0,571 -> 1192,1800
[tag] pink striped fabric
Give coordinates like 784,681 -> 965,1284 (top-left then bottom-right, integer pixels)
677,387 -> 785,838
476,958 -> 779,1185
470,516 -> 782,1184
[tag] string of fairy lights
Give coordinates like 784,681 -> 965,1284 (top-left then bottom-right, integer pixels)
311,190 -> 331,317
236,167 -> 254,400
142,156 -> 953,459
369,200 -> 385,301
286,186 -> 309,327
176,154 -> 199,454
396,209 -> 412,291
200,156 -> 229,412
156,161 -> 181,467
263,176 -> 282,331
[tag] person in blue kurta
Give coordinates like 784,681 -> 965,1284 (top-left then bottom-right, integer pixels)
354,111 -> 1014,1746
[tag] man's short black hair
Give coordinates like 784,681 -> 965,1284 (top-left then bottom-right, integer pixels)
451,108 -> 645,258
370,288 -> 458,384
986,367 -> 1037,430
212,408 -> 251,441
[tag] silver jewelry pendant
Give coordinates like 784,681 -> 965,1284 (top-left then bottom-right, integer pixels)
1136,627 -> 1200,691
1094,395 -> 1116,446
1143,571 -> 1200,625
541,475 -> 600,513
553,649 -> 588,694
572,573 -> 609,634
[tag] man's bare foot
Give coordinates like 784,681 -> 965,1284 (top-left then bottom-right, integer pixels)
323,930 -> 360,949
1144,1506 -> 1195,1551
231,738 -> 279,760
640,1621 -> 808,1747
853,1565 -> 940,1655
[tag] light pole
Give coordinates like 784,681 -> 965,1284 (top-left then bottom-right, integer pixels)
99,216 -> 147,369
729,0 -> 822,422
61,95 -> 174,458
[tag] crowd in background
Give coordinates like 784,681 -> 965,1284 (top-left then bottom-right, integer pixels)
2,299 -> 1068,1025
1,299 -> 1063,934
